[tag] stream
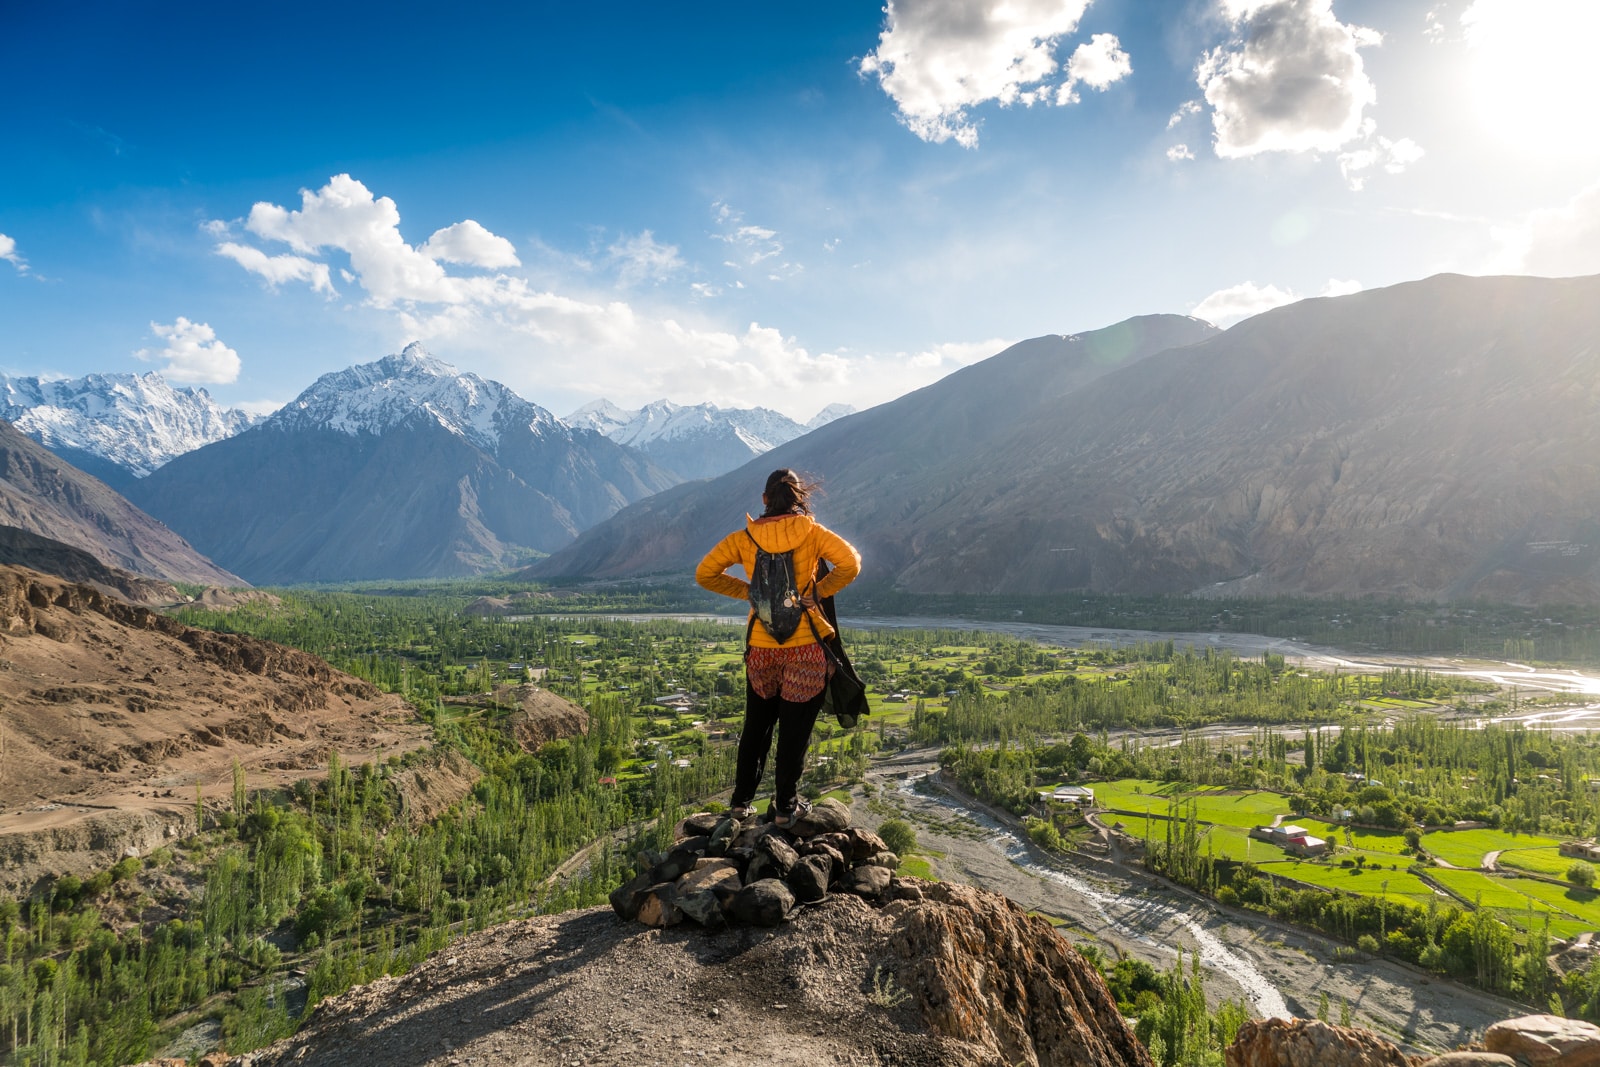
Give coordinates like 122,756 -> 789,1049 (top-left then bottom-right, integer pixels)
895,771 -> 1291,1018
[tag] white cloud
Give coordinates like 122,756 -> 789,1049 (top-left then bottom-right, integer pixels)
1192,280 -> 1300,325
1321,278 -> 1363,297
1337,125 -> 1425,190
216,242 -> 335,294
859,0 -> 1099,147
1460,0 -> 1600,158
1193,277 -> 1365,325
1198,0 -> 1382,158
419,220 -> 521,268
235,398 -> 286,417
1056,33 -> 1132,104
136,318 -> 241,384
1166,144 -> 1195,162
711,201 -> 795,277
0,233 -> 28,273
1167,100 -> 1202,129
1491,179 -> 1600,277
608,230 -> 685,286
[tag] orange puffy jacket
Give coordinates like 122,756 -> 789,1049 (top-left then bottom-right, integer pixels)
695,512 -> 861,649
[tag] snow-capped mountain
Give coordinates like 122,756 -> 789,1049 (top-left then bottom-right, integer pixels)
126,344 -> 679,583
0,371 -> 263,488
270,343 -> 563,450
805,403 -> 855,430
563,398 -> 851,480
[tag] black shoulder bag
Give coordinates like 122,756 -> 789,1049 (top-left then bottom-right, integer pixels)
804,560 -> 870,729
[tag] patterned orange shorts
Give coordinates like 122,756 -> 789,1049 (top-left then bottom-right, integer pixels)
746,643 -> 829,702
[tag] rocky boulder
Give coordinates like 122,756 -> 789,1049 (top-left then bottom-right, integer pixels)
1484,1015 -> 1600,1067
1224,1018 -> 1410,1067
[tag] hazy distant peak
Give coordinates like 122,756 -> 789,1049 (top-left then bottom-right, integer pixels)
806,403 -> 855,429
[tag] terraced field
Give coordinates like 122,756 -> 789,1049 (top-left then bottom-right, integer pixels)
1423,828 -> 1560,869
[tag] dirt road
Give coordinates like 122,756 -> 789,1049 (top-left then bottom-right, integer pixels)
853,750 -> 1526,1055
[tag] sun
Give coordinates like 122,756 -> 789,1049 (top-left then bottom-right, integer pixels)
1463,0 -> 1600,158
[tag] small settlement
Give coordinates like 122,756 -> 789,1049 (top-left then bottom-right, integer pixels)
1248,823 -> 1330,857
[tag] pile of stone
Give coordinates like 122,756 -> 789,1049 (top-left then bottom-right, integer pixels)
608,798 -> 906,929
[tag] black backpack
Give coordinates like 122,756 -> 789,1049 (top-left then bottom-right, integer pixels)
745,530 -> 806,642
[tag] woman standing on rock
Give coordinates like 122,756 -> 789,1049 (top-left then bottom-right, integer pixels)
695,469 -> 861,827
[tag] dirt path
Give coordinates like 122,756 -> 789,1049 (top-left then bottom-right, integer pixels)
854,751 -> 1526,1055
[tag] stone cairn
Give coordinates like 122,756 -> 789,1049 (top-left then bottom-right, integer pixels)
608,798 -> 906,929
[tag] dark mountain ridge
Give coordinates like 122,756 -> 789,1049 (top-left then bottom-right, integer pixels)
534,274 -> 1600,604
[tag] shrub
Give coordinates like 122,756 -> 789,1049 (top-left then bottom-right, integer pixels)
878,819 -> 917,856
1357,934 -> 1380,954
1567,863 -> 1596,888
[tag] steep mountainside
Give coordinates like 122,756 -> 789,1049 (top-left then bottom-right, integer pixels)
0,565 -> 426,893
126,345 -> 679,584
0,371 -> 261,490
567,397 -> 854,480
0,420 -> 242,586
536,275 -> 1600,604
0,525 -> 181,605
530,314 -> 1219,583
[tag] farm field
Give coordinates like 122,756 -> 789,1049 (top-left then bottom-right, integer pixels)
1102,811 -> 1291,863
1293,818 -> 1412,856
1499,845 -> 1600,881
1424,828 -> 1560,869
1256,858 -> 1441,905
1094,778 -> 1292,828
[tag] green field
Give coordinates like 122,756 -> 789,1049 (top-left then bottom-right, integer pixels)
1095,778 -> 1292,829
1257,859 -> 1440,905
1497,846 -> 1600,881
1423,828 -> 1560,869
1293,818 -> 1412,856
1104,812 -> 1291,863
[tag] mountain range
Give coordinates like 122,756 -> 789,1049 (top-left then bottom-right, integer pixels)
0,419 -> 241,586
566,398 -> 854,480
124,345 -> 680,584
532,274 -> 1600,605
0,371 -> 262,490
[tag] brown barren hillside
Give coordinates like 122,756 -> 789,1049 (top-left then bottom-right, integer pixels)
0,565 -> 429,893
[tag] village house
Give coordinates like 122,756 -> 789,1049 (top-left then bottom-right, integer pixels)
1041,785 -> 1095,807
1249,823 -> 1330,857
1561,839 -> 1600,861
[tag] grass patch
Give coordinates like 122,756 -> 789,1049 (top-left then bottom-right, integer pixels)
1423,828 -> 1560,870
899,855 -> 935,879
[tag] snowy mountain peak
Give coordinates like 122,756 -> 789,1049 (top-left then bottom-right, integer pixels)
565,398 -> 636,436
561,397 -> 821,480
806,403 -> 855,430
270,346 -> 557,451
0,370 -> 263,480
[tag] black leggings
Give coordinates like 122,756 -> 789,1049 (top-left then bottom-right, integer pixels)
731,680 -> 823,812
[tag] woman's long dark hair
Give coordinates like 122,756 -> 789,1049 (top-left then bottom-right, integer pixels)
761,468 -> 817,516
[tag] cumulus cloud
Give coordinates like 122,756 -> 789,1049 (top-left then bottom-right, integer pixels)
1056,33 -> 1132,104
608,230 -> 685,286
216,242 -> 335,294
1198,0 -> 1381,158
1192,281 -> 1300,325
1492,179 -> 1600,277
1193,277 -> 1363,325
0,233 -> 27,273
419,220 -> 521,268
860,0 -> 1128,147
1337,124 -> 1425,190
137,318 -> 241,384
1167,144 -> 1196,162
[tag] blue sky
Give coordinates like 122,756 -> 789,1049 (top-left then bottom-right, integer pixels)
3,0 -> 1598,421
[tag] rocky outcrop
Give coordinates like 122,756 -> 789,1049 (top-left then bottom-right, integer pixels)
230,878 -> 1148,1067
1225,1018 -> 1411,1067
1483,1015 -> 1600,1066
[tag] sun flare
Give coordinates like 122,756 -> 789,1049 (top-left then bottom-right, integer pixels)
1464,0 -> 1600,158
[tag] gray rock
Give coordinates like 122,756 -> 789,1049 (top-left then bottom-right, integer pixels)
798,841 -> 846,882
1418,1054 -> 1516,1067
679,861 -> 741,898
676,889 -> 727,931
650,840 -> 708,883
636,884 -> 682,927
757,832 -> 799,875
789,798 -> 850,838
864,851 -> 900,870
746,852 -> 779,885
681,813 -> 723,837
844,864 -> 891,899
786,854 -> 831,904
607,871 -> 654,921
730,878 -> 794,926
1484,1015 -> 1600,1067
890,877 -> 925,902
707,817 -> 737,856
845,827 -> 888,861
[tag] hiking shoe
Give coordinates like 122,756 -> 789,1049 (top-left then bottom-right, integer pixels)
773,797 -> 813,828
728,804 -> 758,821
